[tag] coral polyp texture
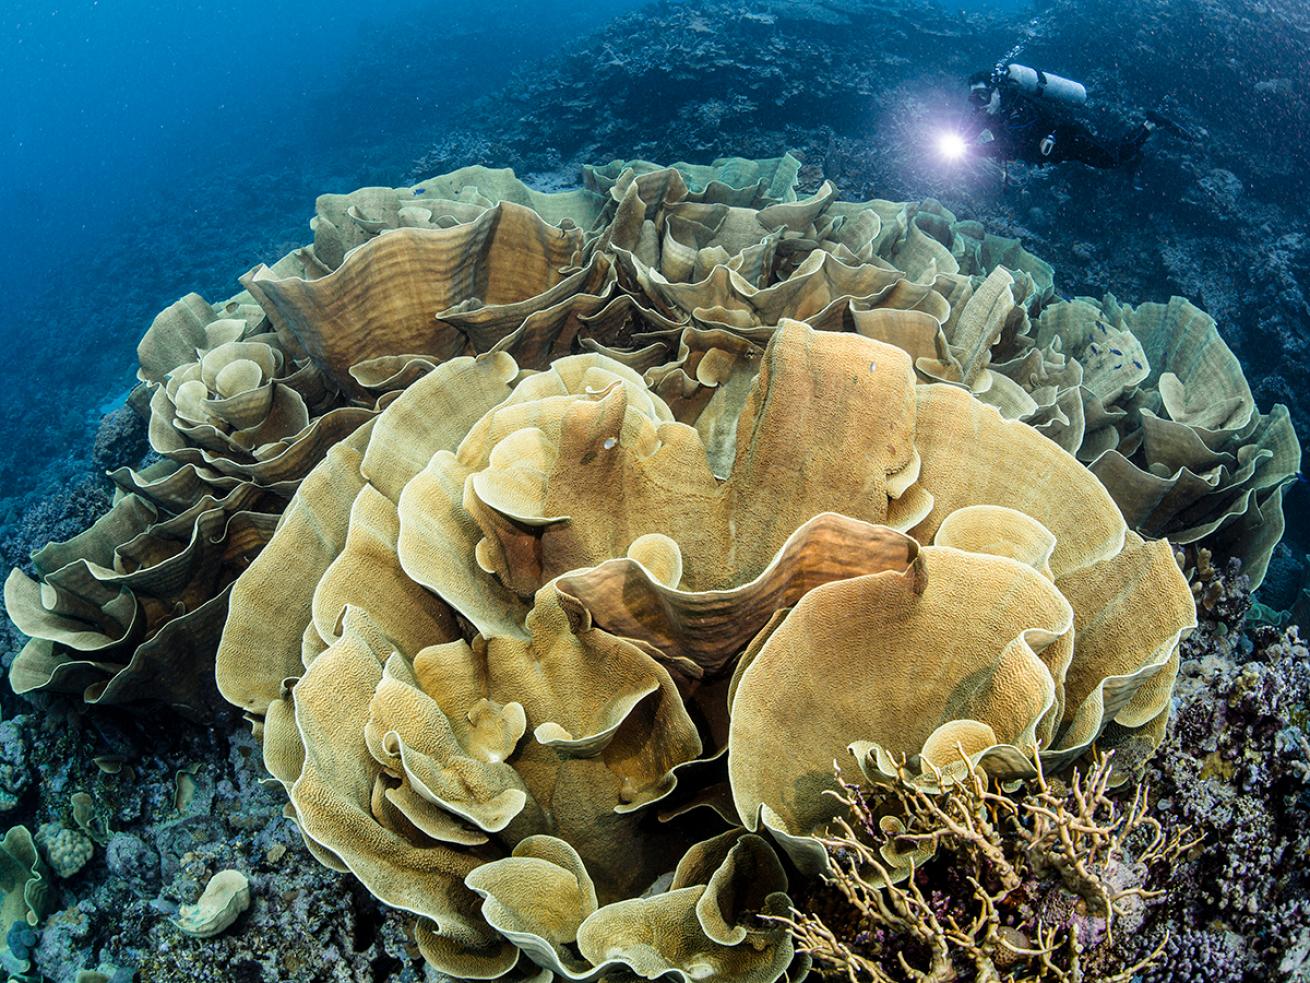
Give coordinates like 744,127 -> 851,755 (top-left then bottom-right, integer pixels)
2,155 -> 1288,725
214,316 -> 1195,980
4,154 -> 1291,976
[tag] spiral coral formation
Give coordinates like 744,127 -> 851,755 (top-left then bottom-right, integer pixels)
4,154 -> 1273,978
3,258 -> 374,716
4,155 -> 1283,723
215,312 -> 1195,979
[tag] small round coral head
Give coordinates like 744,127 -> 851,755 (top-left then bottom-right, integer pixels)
936,130 -> 969,162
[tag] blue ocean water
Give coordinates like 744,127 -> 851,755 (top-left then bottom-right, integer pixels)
0,0 -> 651,513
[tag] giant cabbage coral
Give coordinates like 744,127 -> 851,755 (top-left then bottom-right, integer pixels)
4,155 -> 1273,733
1037,294 -> 1300,587
215,317 -> 1194,981
2,257 -> 373,715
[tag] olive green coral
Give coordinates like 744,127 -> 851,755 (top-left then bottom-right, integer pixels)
3,262 -> 372,715
2,153 -> 1272,983
0,826 -> 50,976
1051,295 -> 1299,587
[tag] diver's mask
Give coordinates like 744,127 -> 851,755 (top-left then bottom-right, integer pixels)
1040,132 -> 1057,157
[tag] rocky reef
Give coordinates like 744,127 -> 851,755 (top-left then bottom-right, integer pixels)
413,0 -> 1310,413
0,151 -> 1304,982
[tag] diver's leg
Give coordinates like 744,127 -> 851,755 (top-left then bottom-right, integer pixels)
1045,123 -> 1121,168
1115,122 -> 1155,166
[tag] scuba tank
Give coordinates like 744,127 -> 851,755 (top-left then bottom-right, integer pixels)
1000,64 -> 1087,107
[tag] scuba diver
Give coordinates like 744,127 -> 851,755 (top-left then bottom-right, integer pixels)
964,63 -> 1185,171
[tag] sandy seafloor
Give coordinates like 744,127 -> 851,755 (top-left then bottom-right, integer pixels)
1,0 -> 1309,979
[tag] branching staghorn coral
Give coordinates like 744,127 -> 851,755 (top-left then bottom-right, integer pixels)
7,154 -> 1277,720
778,753 -> 1197,982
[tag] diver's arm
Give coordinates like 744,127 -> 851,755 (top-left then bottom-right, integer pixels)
964,86 -> 1012,156
971,128 -> 1004,159
962,85 -> 1002,140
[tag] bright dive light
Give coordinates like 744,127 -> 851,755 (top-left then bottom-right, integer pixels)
937,131 -> 968,161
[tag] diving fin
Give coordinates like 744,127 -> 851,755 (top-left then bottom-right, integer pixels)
1146,110 -> 1198,142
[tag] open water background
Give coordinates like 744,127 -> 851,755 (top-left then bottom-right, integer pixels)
0,0 -> 652,517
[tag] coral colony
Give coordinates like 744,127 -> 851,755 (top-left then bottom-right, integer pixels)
1,157 -> 1304,980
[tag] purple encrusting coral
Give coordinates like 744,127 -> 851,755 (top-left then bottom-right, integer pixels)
1144,928 -> 1251,983
1128,555 -> 1310,980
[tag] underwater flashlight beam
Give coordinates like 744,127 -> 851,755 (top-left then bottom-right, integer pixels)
937,131 -> 968,161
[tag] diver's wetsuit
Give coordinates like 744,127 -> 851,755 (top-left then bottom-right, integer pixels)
969,78 -> 1152,169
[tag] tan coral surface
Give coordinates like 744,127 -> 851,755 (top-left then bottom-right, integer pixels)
8,154 -> 1277,723
10,154 -> 1281,981
216,313 -> 1194,980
